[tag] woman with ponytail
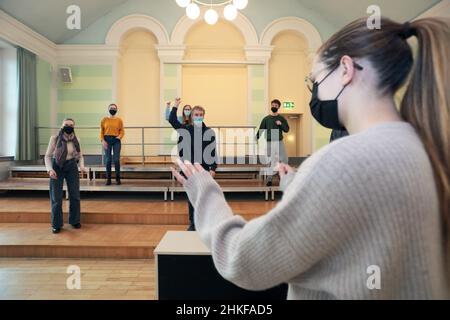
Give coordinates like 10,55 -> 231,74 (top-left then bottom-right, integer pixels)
172,17 -> 450,299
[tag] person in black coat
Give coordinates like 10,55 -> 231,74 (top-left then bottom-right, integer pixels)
169,104 -> 218,231
330,129 -> 349,142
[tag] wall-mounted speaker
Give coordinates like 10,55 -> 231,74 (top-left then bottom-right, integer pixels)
60,67 -> 72,83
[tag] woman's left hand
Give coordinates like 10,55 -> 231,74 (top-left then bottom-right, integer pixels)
171,159 -> 206,186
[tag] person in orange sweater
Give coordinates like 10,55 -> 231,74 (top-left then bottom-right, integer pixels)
100,104 -> 125,185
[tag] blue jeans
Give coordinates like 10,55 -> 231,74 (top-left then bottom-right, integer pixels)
104,135 -> 121,181
50,159 -> 80,228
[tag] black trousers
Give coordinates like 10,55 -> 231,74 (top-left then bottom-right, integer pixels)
188,201 -> 195,231
49,159 -> 80,228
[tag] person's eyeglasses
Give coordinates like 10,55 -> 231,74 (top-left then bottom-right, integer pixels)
305,62 -> 364,93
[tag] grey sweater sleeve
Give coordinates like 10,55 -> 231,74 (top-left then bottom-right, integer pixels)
183,152 -> 357,291
279,171 -> 296,192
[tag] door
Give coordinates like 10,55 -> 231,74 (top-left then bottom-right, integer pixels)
280,114 -> 299,157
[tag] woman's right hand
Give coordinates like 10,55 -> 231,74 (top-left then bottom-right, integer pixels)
277,162 -> 295,178
49,170 -> 58,180
102,140 -> 108,150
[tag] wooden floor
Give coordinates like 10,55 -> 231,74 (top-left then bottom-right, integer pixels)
0,258 -> 155,300
0,192 -> 279,299
0,223 -> 187,259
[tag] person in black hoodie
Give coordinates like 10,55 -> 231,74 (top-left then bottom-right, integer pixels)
169,105 -> 218,231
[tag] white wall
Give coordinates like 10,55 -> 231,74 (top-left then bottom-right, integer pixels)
0,39 -> 18,157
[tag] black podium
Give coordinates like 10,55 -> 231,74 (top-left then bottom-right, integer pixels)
154,231 -> 288,300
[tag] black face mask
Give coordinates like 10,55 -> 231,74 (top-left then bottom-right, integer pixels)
63,126 -> 74,134
271,107 -> 279,113
109,109 -> 117,116
309,74 -> 346,130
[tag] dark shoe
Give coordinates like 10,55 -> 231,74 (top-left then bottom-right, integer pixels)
116,180 -> 121,185
187,224 -> 196,231
71,223 -> 82,229
266,180 -> 273,187
52,227 -> 61,234
106,180 -> 112,186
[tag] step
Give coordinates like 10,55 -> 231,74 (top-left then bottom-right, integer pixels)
0,178 -> 280,202
0,178 -> 171,200
0,198 -> 276,224
0,223 -> 186,259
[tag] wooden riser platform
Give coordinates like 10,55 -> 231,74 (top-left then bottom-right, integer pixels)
0,196 -> 276,259
0,198 -> 274,224
0,223 -> 186,259
0,178 -> 281,201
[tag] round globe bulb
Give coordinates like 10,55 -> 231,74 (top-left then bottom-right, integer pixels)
186,3 -> 200,20
204,8 -> 219,25
233,0 -> 248,10
224,4 -> 238,21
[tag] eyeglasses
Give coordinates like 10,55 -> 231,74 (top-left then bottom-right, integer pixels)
305,62 -> 364,93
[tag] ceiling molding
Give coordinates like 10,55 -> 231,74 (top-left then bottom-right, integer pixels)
105,14 -> 170,46
0,9 -> 56,61
56,44 -> 121,64
260,17 -> 322,52
171,9 -> 259,46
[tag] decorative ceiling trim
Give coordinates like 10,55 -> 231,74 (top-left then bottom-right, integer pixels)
171,9 -> 258,46
105,14 -> 170,46
0,9 -> 56,62
260,17 -> 322,52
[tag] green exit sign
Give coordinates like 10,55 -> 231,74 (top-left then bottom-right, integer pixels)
283,102 -> 295,109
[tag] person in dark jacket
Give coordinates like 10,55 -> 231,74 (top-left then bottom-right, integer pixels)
330,129 -> 349,142
169,105 -> 218,231
256,99 -> 290,186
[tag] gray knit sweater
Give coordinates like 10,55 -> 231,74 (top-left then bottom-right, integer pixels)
184,122 -> 449,299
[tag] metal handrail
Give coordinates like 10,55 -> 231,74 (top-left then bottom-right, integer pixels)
36,125 -> 259,165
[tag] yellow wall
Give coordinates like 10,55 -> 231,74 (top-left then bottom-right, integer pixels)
182,20 -> 249,157
118,30 -> 160,157
269,31 -> 313,156
182,65 -> 248,127
184,20 -> 246,61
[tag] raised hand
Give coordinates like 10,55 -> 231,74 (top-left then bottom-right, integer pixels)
171,159 -> 206,186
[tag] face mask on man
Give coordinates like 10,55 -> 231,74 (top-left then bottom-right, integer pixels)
63,126 -> 74,134
271,107 -> 279,113
193,117 -> 204,127
109,109 -> 117,116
